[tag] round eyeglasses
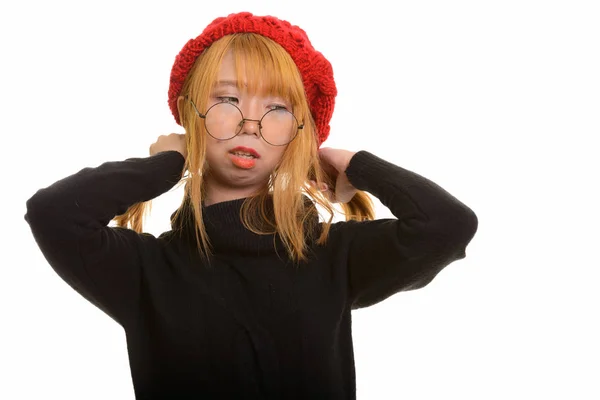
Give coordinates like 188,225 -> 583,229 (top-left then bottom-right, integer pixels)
186,96 -> 304,146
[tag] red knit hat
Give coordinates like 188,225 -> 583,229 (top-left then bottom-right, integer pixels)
168,12 -> 337,147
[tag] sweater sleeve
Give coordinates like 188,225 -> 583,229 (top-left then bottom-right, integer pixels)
24,150 -> 186,325
336,151 -> 478,310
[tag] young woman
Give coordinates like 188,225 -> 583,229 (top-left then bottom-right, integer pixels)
25,12 -> 478,400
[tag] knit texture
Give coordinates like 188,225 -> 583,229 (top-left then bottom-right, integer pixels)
24,151 -> 478,398
168,12 -> 337,147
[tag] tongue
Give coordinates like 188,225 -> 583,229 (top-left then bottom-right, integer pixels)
231,154 -> 256,169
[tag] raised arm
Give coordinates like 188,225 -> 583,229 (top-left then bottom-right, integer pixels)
335,151 -> 478,309
24,150 -> 186,325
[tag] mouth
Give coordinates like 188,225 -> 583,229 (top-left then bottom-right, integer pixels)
229,153 -> 256,169
229,146 -> 260,159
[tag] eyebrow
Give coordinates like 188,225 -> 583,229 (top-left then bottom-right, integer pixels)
214,80 -> 245,88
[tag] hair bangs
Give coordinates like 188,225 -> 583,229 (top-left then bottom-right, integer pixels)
228,34 -> 305,110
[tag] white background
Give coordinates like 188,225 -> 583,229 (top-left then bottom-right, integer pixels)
2,0 -> 599,399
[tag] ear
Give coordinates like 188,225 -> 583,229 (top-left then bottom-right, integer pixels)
177,95 -> 186,120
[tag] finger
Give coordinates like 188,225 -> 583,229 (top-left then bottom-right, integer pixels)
308,180 -> 328,192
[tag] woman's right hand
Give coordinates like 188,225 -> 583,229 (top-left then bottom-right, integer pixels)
149,133 -> 187,160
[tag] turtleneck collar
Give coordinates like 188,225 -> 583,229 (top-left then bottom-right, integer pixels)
169,195 -> 319,256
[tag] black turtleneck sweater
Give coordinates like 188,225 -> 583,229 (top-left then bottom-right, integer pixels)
24,150 -> 478,399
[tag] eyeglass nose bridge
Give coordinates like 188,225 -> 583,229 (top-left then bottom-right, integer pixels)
236,117 -> 263,132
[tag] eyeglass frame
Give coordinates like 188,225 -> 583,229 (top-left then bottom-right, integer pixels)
185,95 -> 304,146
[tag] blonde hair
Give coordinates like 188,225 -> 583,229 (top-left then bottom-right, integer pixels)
113,33 -> 375,263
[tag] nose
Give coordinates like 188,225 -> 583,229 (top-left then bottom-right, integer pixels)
237,117 -> 261,137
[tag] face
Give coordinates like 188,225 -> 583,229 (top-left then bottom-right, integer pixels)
201,51 -> 291,195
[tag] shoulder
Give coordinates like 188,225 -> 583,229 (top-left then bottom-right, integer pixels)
316,219 -> 363,245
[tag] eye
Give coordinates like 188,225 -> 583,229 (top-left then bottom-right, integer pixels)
216,96 -> 239,104
268,104 -> 290,112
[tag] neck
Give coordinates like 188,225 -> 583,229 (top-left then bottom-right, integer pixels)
202,177 -> 265,206
171,191 -> 320,256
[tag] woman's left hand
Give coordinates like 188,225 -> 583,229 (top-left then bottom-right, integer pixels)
310,147 -> 358,203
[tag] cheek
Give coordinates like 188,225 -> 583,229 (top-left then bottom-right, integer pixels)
264,148 -> 286,168
204,148 -> 218,164
205,141 -> 228,160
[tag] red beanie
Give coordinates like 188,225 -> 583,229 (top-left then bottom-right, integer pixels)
168,12 -> 337,147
